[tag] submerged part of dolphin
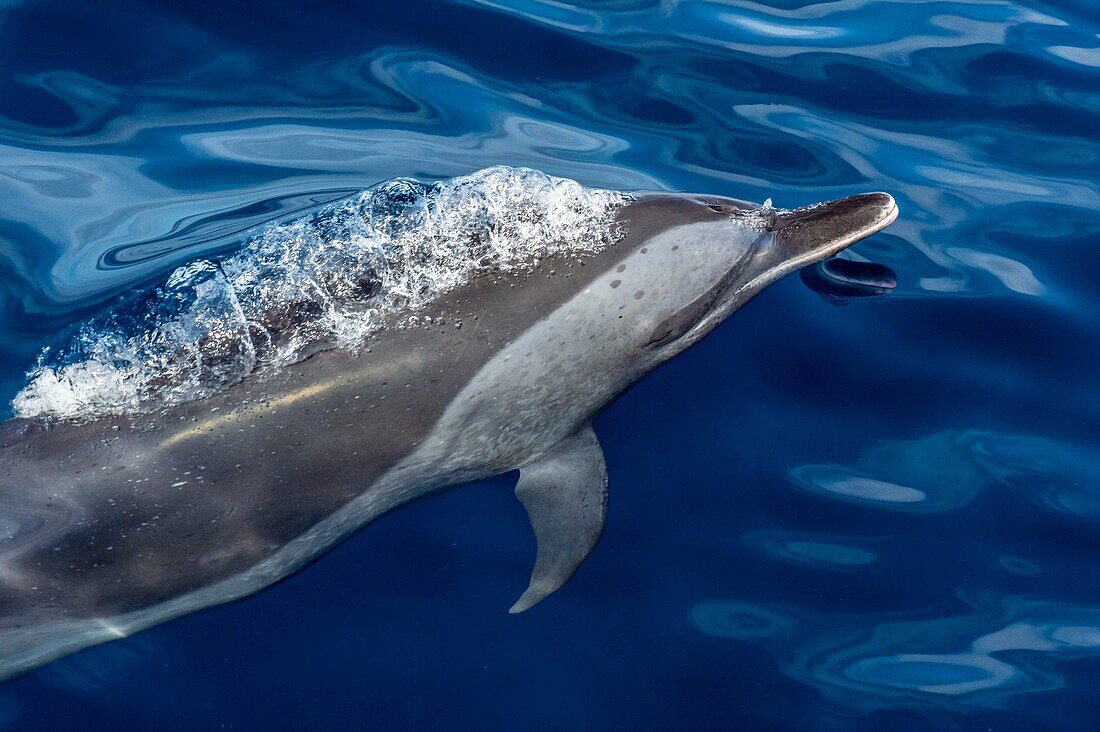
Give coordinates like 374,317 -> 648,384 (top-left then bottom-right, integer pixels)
0,167 -> 897,679
800,257 -> 898,304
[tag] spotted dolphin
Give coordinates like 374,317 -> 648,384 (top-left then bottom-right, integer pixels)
0,184 -> 897,679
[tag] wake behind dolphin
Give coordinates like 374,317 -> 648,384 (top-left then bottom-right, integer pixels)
0,167 -> 897,680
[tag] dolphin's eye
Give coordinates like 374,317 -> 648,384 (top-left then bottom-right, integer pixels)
644,306 -> 701,350
645,325 -> 679,348
644,282 -> 727,351
706,204 -> 728,213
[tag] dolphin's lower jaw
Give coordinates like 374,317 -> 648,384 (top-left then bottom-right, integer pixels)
0,186 -> 898,680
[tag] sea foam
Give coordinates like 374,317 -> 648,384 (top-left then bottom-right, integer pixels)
13,167 -> 628,421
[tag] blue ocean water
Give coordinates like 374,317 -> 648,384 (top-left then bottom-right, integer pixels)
0,0 -> 1098,727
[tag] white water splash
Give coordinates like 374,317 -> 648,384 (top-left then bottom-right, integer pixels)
14,167 -> 629,421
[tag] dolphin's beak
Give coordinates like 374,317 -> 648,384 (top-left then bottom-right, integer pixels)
733,193 -> 898,298
772,192 -> 898,264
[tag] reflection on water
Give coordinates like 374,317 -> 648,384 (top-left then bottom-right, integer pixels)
0,0 -> 1095,324
997,556 -> 1040,576
969,432 -> 1100,521
702,426 -> 1100,716
788,431 -> 990,513
689,601 -> 799,642
743,530 -> 879,570
689,593 -> 1100,712
790,429 -> 1100,521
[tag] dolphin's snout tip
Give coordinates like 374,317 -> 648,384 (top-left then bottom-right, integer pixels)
855,191 -> 898,231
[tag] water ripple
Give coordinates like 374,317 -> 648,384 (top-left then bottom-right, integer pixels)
690,593 -> 1100,711
743,529 -> 881,570
0,0 -> 1098,725
790,428 -> 1100,521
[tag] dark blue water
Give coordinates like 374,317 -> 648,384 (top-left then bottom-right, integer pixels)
1,0 -> 1099,728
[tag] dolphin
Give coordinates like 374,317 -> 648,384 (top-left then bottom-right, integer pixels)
0,185 -> 897,680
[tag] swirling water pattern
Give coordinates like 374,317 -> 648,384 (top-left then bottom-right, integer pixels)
0,0 -> 1098,728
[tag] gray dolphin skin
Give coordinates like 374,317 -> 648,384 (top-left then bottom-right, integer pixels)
0,185 -> 897,680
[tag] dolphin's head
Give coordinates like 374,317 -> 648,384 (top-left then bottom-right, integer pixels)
599,191 -> 898,376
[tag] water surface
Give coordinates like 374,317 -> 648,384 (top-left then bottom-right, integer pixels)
1,0 -> 1098,728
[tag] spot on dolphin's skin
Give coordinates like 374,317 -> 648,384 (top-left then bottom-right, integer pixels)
610,279 -> 622,289
616,264 -> 626,272
633,290 -> 645,300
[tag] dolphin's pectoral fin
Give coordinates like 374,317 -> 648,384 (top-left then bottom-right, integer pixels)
509,425 -> 608,614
